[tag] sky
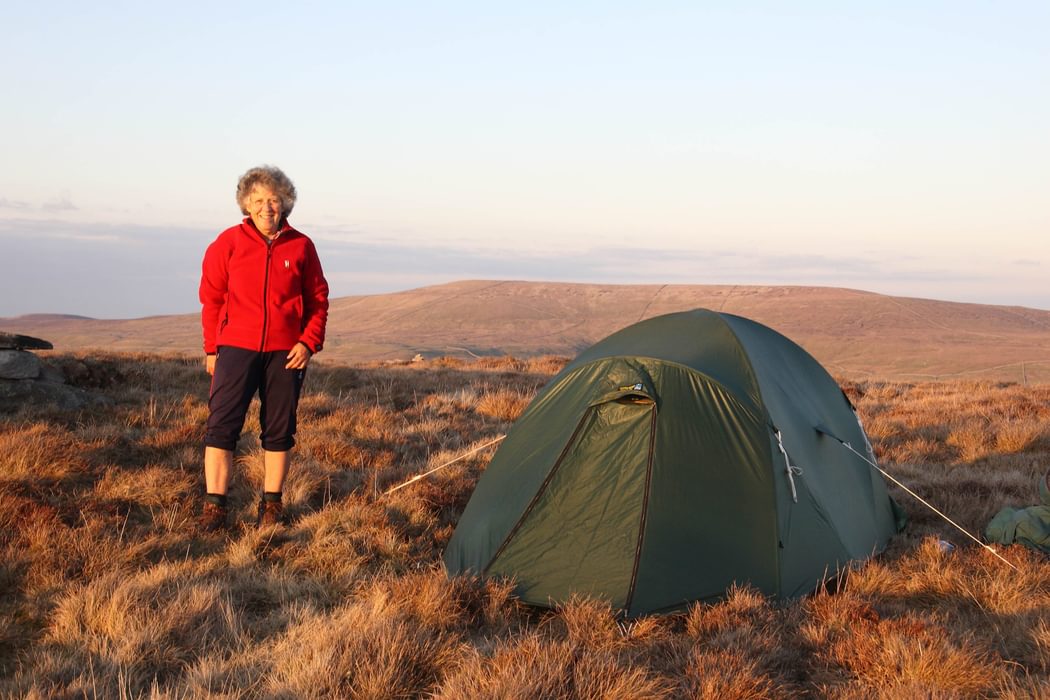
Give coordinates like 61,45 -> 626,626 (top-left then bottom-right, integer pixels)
1,1 -> 1047,318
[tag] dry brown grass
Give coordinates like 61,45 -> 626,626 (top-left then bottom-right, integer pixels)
0,354 -> 1047,698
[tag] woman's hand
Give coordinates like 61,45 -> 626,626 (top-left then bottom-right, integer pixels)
206,354 -> 216,375
285,342 -> 312,370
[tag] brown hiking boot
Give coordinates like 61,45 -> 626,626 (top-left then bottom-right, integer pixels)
256,499 -> 285,527
199,502 -> 228,533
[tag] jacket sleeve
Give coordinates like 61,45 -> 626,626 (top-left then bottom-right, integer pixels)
199,237 -> 230,354
298,240 -> 330,353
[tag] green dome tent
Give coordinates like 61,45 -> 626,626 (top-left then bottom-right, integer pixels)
444,309 -> 902,617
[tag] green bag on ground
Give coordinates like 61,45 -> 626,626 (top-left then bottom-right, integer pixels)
984,472 -> 1050,554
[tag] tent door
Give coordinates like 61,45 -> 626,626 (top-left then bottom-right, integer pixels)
486,397 -> 657,609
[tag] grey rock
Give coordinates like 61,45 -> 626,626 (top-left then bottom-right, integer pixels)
0,349 -> 41,379
0,332 -> 53,350
0,377 -> 110,412
38,363 -> 68,384
57,358 -> 123,388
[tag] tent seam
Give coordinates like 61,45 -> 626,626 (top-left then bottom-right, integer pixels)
714,313 -> 783,597
623,404 -> 658,616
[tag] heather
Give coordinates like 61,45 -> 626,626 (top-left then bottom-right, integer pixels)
1,353 -> 1047,698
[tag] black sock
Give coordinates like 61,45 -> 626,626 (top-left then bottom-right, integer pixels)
262,491 -> 282,503
205,493 -> 227,507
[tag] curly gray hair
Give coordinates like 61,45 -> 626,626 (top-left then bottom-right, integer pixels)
236,165 -> 297,217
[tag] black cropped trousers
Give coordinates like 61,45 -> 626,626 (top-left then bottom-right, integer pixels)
204,346 -> 306,452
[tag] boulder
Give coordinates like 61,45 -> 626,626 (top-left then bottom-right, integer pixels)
57,358 -> 123,388
0,377 -> 108,412
0,332 -> 53,350
0,349 -> 41,379
0,335 -> 115,411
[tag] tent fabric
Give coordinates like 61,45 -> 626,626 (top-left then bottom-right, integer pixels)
444,309 -> 902,616
984,472 -> 1050,554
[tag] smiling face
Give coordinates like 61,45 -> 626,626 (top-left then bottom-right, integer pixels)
245,185 -> 282,237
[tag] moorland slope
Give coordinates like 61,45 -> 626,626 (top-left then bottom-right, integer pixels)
1,353 -> 1047,696
4,281 -> 1050,381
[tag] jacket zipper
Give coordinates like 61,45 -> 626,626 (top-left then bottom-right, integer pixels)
260,238 -> 273,351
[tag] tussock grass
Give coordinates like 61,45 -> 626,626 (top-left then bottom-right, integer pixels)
0,354 -> 1047,697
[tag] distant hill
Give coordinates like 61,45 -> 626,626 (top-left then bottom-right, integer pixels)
12,313 -> 95,321
4,280 -> 1050,382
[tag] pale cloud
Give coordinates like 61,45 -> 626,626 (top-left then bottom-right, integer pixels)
0,197 -> 31,210
0,219 -> 210,317
0,218 -> 124,243
1,219 -> 1047,317
41,192 -> 77,212
318,238 -> 973,288
0,218 -> 209,245
52,232 -> 122,242
316,237 -> 1049,310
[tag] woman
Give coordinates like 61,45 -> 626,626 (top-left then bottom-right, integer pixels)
198,165 -> 329,532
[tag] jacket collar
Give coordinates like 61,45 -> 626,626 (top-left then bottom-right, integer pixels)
241,216 -> 296,243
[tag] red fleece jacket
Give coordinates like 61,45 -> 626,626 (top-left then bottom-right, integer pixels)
200,218 -> 329,355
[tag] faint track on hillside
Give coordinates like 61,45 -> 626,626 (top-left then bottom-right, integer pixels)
381,280 -> 511,324
895,359 -> 1050,380
993,305 -> 1050,331
636,285 -> 667,322
718,286 -> 739,312
827,359 -> 1050,381
881,295 -> 953,331
881,293 -> 1049,340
